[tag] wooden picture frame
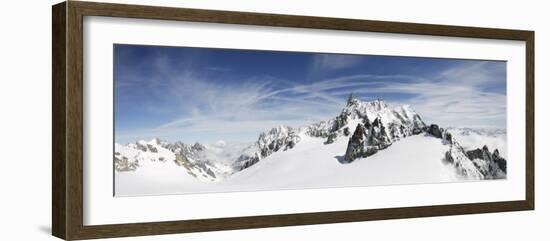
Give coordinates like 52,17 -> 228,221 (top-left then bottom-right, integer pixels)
52,1 -> 534,240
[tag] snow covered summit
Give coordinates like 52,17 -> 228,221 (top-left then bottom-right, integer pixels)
305,95 -> 425,144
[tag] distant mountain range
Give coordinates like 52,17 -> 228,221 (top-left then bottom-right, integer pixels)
115,94 -> 507,193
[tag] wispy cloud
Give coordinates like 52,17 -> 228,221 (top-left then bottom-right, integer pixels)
115,46 -> 506,144
311,53 -> 365,71
330,61 -> 506,128
117,60 -> 343,143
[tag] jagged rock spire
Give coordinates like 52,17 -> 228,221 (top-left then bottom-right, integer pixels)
346,93 -> 358,106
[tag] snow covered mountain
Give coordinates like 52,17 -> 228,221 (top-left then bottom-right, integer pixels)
115,139 -> 232,182
305,95 -> 424,143
114,95 -> 507,196
337,96 -> 425,163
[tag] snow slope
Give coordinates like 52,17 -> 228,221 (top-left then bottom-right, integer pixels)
115,134 -> 459,196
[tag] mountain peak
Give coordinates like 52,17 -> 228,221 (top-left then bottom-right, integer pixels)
192,142 -> 206,151
345,94 -> 388,110
304,95 -> 428,148
370,98 -> 387,110
339,96 -> 400,125
346,93 -> 359,106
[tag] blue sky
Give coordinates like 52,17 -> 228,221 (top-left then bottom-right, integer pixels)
114,44 -> 506,144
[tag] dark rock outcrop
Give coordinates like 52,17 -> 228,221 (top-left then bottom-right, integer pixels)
444,150 -> 454,164
412,127 -> 423,135
465,145 -> 507,178
370,117 -> 392,149
258,126 -> 301,158
363,116 -> 372,129
232,153 -> 261,171
492,149 -> 507,173
343,120 -> 393,163
444,132 -> 453,144
324,132 -> 337,144
331,114 -> 348,133
427,124 -> 443,138
135,142 -> 147,152
343,123 -> 370,163
466,145 -> 491,161
146,144 -> 158,153
343,127 -> 351,136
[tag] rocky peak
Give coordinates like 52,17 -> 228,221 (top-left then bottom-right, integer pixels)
309,95 -> 426,145
257,125 -> 300,158
192,142 -> 206,151
346,93 -> 359,107
114,140 -> 223,182
466,145 -> 492,161
464,145 -> 506,177
430,126 -> 508,179
370,98 -> 388,111
232,125 -> 301,171
492,149 -> 500,157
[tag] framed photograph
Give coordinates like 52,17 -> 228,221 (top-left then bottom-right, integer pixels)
52,1 -> 534,240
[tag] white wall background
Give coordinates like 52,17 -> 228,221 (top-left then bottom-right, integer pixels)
0,0 -> 547,240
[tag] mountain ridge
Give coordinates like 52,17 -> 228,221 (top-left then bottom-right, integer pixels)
115,95 -> 507,184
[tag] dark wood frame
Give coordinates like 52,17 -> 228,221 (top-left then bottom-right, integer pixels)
52,1 -> 535,240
